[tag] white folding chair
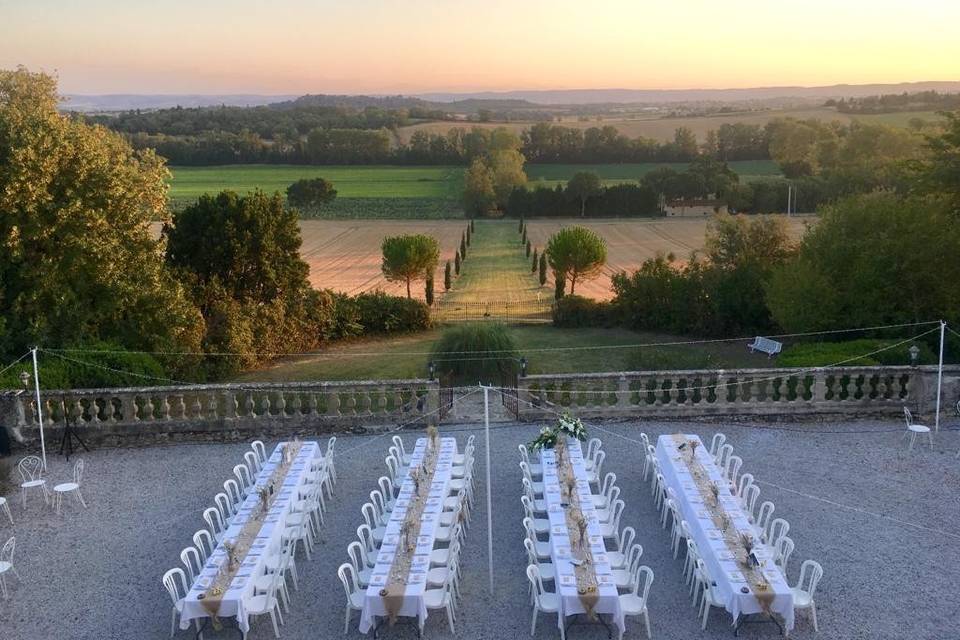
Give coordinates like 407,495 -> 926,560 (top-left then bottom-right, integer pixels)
902,407 -> 933,451
17,456 -> 48,507
0,536 -> 20,599
792,559 -> 823,632
337,562 -> 365,634
619,565 -> 654,640
526,565 -> 564,640
53,458 -> 87,515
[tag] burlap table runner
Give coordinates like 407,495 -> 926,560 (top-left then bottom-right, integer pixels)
670,434 -> 775,613
381,440 -> 440,624
555,439 -> 600,618
201,441 -> 304,621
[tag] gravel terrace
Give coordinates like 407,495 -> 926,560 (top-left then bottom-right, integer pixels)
1,417 -> 958,640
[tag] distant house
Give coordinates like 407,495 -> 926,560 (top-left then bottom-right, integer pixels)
664,198 -> 728,217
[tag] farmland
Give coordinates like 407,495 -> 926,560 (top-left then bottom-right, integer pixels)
525,216 -> 813,300
167,160 -> 781,215
395,106 -> 942,144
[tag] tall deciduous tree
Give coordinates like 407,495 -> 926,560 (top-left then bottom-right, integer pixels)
381,234 -> 440,299
545,226 -> 608,295
462,157 -> 496,215
0,67 -> 202,357
286,177 -> 337,211
566,172 -> 603,217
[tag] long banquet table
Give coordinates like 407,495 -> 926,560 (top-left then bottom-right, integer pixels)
359,436 -> 458,634
539,437 -> 625,636
655,434 -> 794,631
181,440 -> 322,633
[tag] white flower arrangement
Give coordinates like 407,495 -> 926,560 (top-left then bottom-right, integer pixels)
555,413 -> 587,442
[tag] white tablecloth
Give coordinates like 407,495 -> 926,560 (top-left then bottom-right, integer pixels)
540,438 -> 625,636
655,434 -> 794,630
181,441 -> 322,632
359,437 -> 458,634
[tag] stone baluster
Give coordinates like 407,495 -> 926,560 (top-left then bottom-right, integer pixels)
327,392 -> 341,417
244,393 -> 256,418
223,390 -> 237,420
260,394 -> 271,418
274,391 -> 286,418
616,375 -> 629,408
142,395 -> 155,421
376,387 -> 388,414
120,394 -> 138,422
307,392 -> 319,416
812,371 -> 827,403
157,395 -> 170,421
289,392 -> 302,417
357,389 -> 372,415
344,393 -> 357,415
173,394 -> 186,420
206,393 -> 218,419
71,397 -> 84,425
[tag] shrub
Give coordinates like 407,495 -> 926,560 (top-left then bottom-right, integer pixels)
431,323 -> 519,385
0,341 -> 167,390
348,292 -> 432,334
552,295 -> 614,328
777,339 -> 936,367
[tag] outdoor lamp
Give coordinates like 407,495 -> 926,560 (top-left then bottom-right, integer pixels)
519,357 -> 528,378
909,345 -> 920,366
428,361 -> 436,380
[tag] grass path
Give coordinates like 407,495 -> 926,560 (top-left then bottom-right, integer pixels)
437,220 -> 547,318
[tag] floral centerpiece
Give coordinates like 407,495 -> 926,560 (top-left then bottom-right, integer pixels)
529,426 -> 559,451
555,413 -> 587,441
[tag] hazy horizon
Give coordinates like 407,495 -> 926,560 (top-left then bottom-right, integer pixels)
3,0 -> 958,95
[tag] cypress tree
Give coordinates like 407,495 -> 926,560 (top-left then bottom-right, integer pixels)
444,261 -> 452,290
471,219 -> 475,232
525,239 -> 531,256
521,225 -> 527,245
466,226 -> 471,246
518,217 -> 524,233
425,274 -> 435,306
455,250 -> 461,275
539,253 -> 548,286
460,233 -> 467,258
531,248 -> 538,272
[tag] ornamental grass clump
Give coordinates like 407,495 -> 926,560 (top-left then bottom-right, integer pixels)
430,322 -> 519,386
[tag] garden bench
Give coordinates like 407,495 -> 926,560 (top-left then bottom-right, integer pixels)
748,336 -> 782,357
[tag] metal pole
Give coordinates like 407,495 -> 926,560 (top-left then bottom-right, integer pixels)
482,384 -> 494,595
31,347 -> 47,470
935,320 -> 945,432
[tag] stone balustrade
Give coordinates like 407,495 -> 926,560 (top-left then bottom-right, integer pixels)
7,379 -> 439,446
517,365 -> 960,421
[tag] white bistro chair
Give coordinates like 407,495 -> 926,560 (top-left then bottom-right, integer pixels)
526,564 -> 564,640
17,456 -> 48,507
902,407 -> 933,451
161,567 -> 193,638
791,559 -> 823,633
619,565 -> 654,640
53,458 -> 87,515
0,536 -> 19,599
337,562 -> 365,634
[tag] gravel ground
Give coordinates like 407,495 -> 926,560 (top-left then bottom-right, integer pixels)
1,417 -> 959,640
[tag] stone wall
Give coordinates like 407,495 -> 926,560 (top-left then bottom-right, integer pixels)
4,379 -> 439,447
516,365 -> 960,422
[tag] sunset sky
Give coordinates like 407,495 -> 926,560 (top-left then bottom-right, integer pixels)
2,0 -> 958,95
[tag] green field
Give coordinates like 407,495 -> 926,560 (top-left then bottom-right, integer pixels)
168,160 -> 782,214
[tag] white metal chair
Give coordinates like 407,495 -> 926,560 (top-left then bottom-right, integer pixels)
709,432 -> 727,457
180,545 -> 204,583
192,529 -> 215,564
53,458 -> 87,515
619,565 -> 653,640
17,456 -> 48,507
0,497 -> 12,525
526,564 -> 564,640
791,559 -> 823,633
162,568 -> 194,637
203,507 -> 229,543
337,562 -> 365,634
902,407 -> 933,451
0,536 -> 19,599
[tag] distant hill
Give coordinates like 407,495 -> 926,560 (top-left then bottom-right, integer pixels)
416,82 -> 960,105
61,94 -> 298,112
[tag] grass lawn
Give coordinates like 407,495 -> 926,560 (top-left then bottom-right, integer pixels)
236,324 -> 774,382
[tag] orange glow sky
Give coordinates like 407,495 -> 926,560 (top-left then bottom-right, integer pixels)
2,0 -> 957,94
